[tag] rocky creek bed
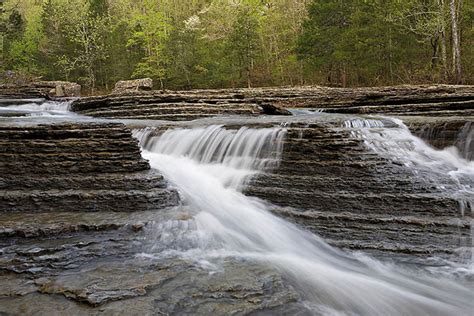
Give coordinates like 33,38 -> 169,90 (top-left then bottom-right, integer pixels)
0,84 -> 473,315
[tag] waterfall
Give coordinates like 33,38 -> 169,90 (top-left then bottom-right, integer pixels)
346,117 -> 474,270
134,125 -> 473,315
457,122 -> 473,161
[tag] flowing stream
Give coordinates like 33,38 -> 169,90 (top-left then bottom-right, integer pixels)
134,124 -> 474,316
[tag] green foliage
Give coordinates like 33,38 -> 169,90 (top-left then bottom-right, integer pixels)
298,0 -> 472,86
227,3 -> 262,87
1,0 -> 472,91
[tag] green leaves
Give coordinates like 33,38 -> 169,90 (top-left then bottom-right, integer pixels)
2,0 -> 471,89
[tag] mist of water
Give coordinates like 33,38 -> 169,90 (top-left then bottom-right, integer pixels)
134,125 -> 474,316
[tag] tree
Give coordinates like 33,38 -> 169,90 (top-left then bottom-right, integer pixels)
127,0 -> 171,88
1,0 -> 472,89
227,3 -> 261,88
450,0 -> 462,82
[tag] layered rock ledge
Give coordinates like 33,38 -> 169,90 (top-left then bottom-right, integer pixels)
406,117 -> 473,160
250,121 -> 471,258
70,90 -> 290,120
0,122 -> 179,213
0,81 -> 81,99
71,84 -> 473,119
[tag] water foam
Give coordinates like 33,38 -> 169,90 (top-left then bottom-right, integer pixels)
134,125 -> 473,316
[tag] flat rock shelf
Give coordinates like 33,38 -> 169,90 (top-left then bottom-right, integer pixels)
71,84 -> 474,119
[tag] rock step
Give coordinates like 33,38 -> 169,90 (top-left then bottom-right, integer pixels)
0,171 -> 167,190
0,139 -> 140,154
322,100 -> 474,115
0,159 -> 150,175
71,85 -> 473,119
275,209 -> 470,255
0,210 -> 164,238
0,122 -> 180,213
237,120 -> 472,257
407,119 -> 473,160
79,102 -> 261,113
248,174 -> 455,195
1,189 -> 180,213
248,187 -> 461,217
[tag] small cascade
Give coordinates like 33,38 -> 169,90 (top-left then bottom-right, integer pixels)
134,126 -> 285,189
345,117 -> 474,271
414,121 -> 473,161
0,99 -> 74,117
456,122 -> 473,161
343,118 -> 386,129
134,124 -> 473,316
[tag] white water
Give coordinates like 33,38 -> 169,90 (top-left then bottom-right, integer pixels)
457,122 -> 473,160
135,125 -> 474,316
346,117 -> 474,271
0,100 -> 74,117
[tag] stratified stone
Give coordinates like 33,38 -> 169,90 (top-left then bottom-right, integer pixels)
71,85 -> 473,121
70,91 -> 291,120
0,122 -> 179,213
242,120 -> 472,258
0,81 -> 81,98
407,118 -> 473,160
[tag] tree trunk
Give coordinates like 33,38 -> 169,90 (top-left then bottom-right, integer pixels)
438,0 -> 449,80
449,0 -> 462,83
341,64 -> 347,88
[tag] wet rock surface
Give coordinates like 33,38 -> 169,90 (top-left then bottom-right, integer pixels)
0,122 -> 179,213
0,209 -> 306,315
1,87 -> 474,314
406,117 -> 473,160
0,258 -> 305,315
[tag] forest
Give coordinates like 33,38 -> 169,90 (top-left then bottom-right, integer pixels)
0,0 -> 472,92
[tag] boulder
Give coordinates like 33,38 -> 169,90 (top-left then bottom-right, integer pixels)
36,81 -> 81,97
112,78 -> 153,94
0,81 -> 81,98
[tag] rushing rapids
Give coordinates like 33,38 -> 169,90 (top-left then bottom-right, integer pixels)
134,125 -> 473,316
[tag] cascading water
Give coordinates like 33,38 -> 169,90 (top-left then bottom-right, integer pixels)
345,117 -> 474,271
134,124 -> 474,316
0,99 -> 74,117
457,122 -> 473,161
